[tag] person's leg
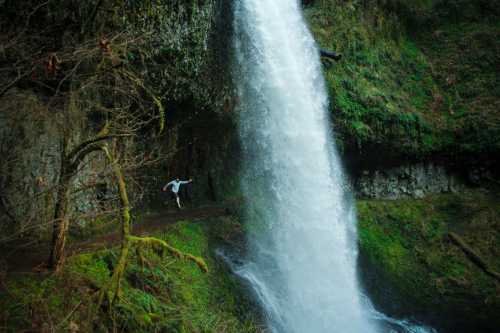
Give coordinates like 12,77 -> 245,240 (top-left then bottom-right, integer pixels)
175,192 -> 181,209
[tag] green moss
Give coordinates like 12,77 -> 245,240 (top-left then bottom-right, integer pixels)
357,190 -> 500,328
66,251 -> 112,288
146,220 -> 258,332
1,271 -> 91,332
1,218 -> 261,333
416,20 -> 500,155
305,0 -> 500,158
111,219 -> 261,332
358,217 -> 410,273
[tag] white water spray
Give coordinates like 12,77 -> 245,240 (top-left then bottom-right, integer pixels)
232,1 -> 436,332
233,0 -> 375,332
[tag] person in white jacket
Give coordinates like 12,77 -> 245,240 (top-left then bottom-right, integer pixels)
162,177 -> 193,209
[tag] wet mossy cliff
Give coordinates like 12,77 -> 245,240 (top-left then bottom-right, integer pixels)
153,1 -> 500,331
303,1 -> 500,332
305,0 -> 500,172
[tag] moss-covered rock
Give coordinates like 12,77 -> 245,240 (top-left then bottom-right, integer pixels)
357,190 -> 500,332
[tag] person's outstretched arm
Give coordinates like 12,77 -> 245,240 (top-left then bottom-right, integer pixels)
162,180 -> 174,191
179,178 -> 193,185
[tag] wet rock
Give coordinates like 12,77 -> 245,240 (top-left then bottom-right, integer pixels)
355,163 -> 462,199
0,90 -> 100,237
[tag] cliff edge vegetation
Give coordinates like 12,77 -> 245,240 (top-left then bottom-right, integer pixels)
305,0 -> 500,166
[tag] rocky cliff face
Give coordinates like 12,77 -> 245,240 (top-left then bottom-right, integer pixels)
134,0 -> 239,208
0,0 -> 230,240
355,163 -> 463,199
0,90 -> 102,240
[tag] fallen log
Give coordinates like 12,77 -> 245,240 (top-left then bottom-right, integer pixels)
448,232 -> 500,283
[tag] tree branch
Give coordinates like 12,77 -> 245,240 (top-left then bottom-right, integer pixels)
0,69 -> 32,98
66,134 -> 131,166
83,0 -> 104,35
66,143 -> 104,176
129,236 -> 208,273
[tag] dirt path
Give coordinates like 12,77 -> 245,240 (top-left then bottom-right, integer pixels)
2,204 -> 232,274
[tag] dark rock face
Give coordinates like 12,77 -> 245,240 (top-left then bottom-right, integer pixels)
137,110 -> 242,210
0,90 -> 101,239
354,162 -> 463,199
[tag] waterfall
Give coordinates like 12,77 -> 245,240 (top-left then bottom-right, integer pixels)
232,0 -> 376,332
231,1 -> 437,332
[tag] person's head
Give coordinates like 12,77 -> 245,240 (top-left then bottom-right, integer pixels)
176,177 -> 180,182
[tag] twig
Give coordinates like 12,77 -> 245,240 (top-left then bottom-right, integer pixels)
1,1 -> 50,50
54,300 -> 83,331
0,69 -> 32,98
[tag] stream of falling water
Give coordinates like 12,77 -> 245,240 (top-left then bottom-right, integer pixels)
231,1 -> 436,332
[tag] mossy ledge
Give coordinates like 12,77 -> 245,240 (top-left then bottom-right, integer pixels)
357,189 -> 500,333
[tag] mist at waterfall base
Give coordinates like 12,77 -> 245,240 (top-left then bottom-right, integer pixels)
227,0 -> 437,332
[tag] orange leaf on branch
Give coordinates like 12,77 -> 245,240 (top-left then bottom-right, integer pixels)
45,52 -> 61,76
99,37 -> 112,55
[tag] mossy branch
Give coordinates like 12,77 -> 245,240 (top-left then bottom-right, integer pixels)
129,236 -> 208,273
152,95 -> 165,134
66,134 -> 131,168
97,145 -> 131,306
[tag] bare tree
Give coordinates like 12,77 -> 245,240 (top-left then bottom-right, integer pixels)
42,34 -> 167,270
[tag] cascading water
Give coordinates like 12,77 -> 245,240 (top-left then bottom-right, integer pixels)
231,1 -> 436,332
233,0 -> 375,332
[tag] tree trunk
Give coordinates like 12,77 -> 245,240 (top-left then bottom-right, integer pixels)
49,133 -> 71,271
48,129 -> 115,270
49,174 -> 71,270
106,145 -> 132,303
